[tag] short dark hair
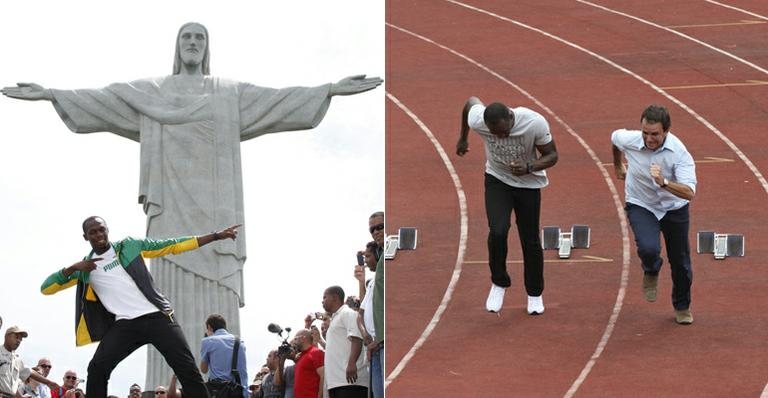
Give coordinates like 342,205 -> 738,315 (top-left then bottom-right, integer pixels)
483,102 -> 511,125
82,216 -> 105,233
205,314 -> 227,332
369,211 -> 384,220
325,285 -> 345,302
641,105 -> 671,131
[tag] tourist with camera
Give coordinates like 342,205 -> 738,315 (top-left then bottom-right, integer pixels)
200,314 -> 248,398
290,330 -> 324,398
252,351 -> 283,398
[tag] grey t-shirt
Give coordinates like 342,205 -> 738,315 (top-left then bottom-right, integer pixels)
283,365 -> 295,398
468,104 -> 552,188
259,372 -> 281,398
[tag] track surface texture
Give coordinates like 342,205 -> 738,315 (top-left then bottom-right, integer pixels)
385,1 -> 768,397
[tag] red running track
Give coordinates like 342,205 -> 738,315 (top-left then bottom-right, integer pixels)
386,1 -> 768,397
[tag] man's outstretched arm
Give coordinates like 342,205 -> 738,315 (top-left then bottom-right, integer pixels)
140,224 -> 242,258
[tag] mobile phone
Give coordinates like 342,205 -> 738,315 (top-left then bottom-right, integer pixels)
356,252 -> 365,266
314,312 -> 325,320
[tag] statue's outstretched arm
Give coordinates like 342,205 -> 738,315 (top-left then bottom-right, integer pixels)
1,82 -> 53,101
329,75 -> 383,96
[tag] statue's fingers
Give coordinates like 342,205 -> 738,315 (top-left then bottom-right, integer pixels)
361,78 -> 383,86
357,83 -> 381,92
2,89 -> 22,97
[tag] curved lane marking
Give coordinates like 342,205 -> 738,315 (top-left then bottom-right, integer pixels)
706,0 -> 768,22
385,24 -> 631,394
384,92 -> 469,388
577,0 -> 768,75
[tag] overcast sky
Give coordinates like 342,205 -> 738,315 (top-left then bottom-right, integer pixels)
0,1 -> 383,395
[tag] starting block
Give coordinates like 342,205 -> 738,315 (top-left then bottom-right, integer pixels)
542,225 -> 591,259
384,235 -> 399,260
697,231 -> 744,260
384,227 -> 419,260
397,227 -> 418,250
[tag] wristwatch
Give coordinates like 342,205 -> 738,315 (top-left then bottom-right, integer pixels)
660,178 -> 669,188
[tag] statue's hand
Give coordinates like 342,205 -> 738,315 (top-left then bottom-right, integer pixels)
329,75 -> 383,96
1,82 -> 52,101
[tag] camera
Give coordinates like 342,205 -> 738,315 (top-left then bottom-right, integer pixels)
268,323 -> 294,357
277,340 -> 293,357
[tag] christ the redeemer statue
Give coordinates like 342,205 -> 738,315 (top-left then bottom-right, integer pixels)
2,22 -> 382,389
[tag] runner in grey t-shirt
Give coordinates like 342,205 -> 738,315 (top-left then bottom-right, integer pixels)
456,96 -> 558,315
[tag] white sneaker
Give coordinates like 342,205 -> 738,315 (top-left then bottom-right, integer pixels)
527,295 -> 545,315
486,284 -> 506,312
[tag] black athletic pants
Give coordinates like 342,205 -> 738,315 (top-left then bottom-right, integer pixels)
485,173 -> 544,296
85,311 -> 209,397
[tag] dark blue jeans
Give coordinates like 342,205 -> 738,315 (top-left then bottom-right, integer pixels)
484,173 -> 544,296
626,203 -> 693,310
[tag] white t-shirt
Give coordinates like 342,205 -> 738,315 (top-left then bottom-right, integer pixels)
89,247 -> 159,320
324,305 -> 368,390
360,279 -> 375,339
468,104 -> 552,188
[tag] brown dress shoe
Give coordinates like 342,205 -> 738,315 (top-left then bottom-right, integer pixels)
675,309 -> 694,325
642,273 -> 658,302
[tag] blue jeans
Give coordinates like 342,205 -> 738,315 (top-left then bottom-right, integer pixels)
626,203 -> 693,310
370,345 -> 384,398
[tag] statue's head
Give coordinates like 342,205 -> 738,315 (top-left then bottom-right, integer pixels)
173,22 -> 210,75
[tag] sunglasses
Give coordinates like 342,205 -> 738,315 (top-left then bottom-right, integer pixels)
65,376 -> 78,380
369,223 -> 384,234
39,364 -> 52,369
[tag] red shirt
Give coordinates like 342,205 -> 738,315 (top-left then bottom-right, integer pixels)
51,386 -> 75,398
293,346 -> 324,398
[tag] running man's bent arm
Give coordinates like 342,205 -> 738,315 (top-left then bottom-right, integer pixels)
532,141 -> 558,172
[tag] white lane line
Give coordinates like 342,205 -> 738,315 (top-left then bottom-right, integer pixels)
667,20 -> 765,28
706,0 -> 768,22
440,0 -> 768,395
577,0 -> 768,76
384,92 -> 469,388
444,0 -> 768,196
385,23 -> 631,395
699,7 -> 768,395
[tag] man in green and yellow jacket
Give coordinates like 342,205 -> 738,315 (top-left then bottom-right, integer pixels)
41,216 -> 240,398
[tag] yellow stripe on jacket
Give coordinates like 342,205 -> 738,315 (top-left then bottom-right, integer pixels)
141,237 -> 199,258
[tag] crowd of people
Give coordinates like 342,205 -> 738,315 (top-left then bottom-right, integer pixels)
1,211 -> 385,398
